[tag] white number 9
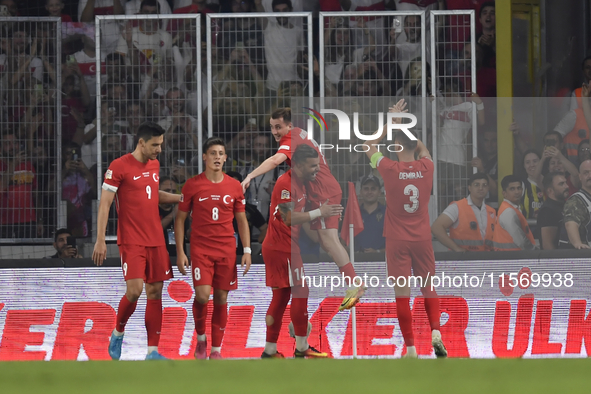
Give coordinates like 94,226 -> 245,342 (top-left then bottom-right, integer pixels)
123,262 -> 128,277
146,185 -> 152,199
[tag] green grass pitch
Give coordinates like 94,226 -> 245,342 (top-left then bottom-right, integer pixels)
2,359 -> 589,393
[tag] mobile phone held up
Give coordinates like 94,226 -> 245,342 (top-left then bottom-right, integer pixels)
66,236 -> 76,248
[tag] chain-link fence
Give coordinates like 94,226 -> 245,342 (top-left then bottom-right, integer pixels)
0,17 -> 62,244
96,14 -> 201,240
207,12 -> 313,222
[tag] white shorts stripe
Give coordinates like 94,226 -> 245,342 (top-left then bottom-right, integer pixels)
287,258 -> 293,287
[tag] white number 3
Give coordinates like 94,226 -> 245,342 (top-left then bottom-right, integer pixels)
146,185 -> 152,199
404,184 -> 419,213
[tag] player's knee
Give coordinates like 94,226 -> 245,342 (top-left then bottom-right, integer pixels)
265,315 -> 275,326
291,284 -> 309,299
145,283 -> 163,300
194,292 -> 209,305
420,286 -> 437,298
213,290 -> 228,305
126,287 -> 142,302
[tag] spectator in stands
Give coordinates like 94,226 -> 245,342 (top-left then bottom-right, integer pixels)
538,172 -> 569,250
348,60 -> 389,97
116,0 -> 173,80
296,50 -> 320,96
79,0 -> 124,56
538,146 -> 580,196
226,123 -> 256,181
471,129 -> 498,202
169,156 -> 190,193
61,62 -> 91,143
354,174 -> 386,253
158,176 -> 188,256
462,41 -> 496,98
173,0 -> 216,14
492,175 -> 536,251
47,228 -> 82,258
476,1 -> 495,63
62,143 -> 96,237
0,129 -> 36,238
432,172 -> 495,252
226,171 -> 268,254
126,0 -> 171,16
31,143 -> 56,238
255,0 -> 304,92
520,149 -> 543,220
578,139 -> 591,168
555,82 -> 590,164
158,87 -> 199,150
213,47 -> 265,102
562,160 -> 591,249
569,56 -> 591,111
245,133 -> 279,219
46,0 -> 73,22
71,30 -> 100,99
338,0 -> 387,59
323,17 -> 355,93
393,14 -> 430,80
438,79 -> 485,207
0,0 -> 17,16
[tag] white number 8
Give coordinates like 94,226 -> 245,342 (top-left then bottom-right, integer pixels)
194,267 -> 201,281
212,207 -> 219,221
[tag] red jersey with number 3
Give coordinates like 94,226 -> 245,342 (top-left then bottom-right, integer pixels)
278,128 -> 342,201
102,153 -> 165,246
179,173 -> 246,257
376,156 -> 434,241
264,170 -> 306,253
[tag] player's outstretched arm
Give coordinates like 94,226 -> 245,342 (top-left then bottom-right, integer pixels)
291,200 -> 344,226
415,139 -> 432,161
235,211 -> 252,276
431,214 -> 466,253
241,152 -> 288,192
175,210 -> 191,275
365,99 -> 408,161
159,190 -> 181,204
92,189 -> 116,266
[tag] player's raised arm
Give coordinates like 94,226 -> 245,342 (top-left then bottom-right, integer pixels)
242,151 -> 288,192
235,211 -> 252,275
159,190 -> 181,204
365,99 -> 408,161
174,209 -> 190,275
415,139 -> 432,161
92,189 -> 116,266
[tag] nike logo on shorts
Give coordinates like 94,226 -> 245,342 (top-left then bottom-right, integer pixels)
230,280 -> 236,285
166,270 -> 171,274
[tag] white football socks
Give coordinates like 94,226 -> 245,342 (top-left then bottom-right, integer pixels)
295,336 -> 308,352
264,342 -> 277,355
147,346 -> 158,354
113,329 -> 124,337
197,334 -> 206,342
211,346 -> 221,353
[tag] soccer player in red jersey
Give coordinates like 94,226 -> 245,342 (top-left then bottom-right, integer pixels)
364,100 -> 447,358
242,107 -> 364,311
92,122 -> 181,360
175,137 -> 251,360
262,144 -> 342,359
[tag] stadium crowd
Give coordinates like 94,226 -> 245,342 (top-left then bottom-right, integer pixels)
1,0 -> 590,253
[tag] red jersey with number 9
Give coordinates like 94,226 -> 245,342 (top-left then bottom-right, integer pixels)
376,156 -> 434,241
278,128 -> 342,201
179,173 -> 246,257
102,153 -> 165,246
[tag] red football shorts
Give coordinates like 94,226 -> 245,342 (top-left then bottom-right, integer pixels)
262,246 -> 305,289
119,244 -> 173,283
191,252 -> 238,290
386,239 -> 435,281
309,193 -> 342,230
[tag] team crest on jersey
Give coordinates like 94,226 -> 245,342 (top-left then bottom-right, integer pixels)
105,169 -> 113,179
281,189 -> 290,200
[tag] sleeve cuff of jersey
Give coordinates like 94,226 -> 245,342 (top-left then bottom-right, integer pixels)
102,183 -> 118,193
370,152 -> 384,169
278,145 -> 289,151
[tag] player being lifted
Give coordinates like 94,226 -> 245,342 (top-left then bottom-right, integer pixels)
175,137 -> 251,360
93,122 -> 181,360
364,100 -> 447,358
242,108 -> 363,311
262,144 -> 343,359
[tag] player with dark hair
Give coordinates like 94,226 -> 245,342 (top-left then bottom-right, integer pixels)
364,100 -> 447,359
93,122 -> 181,360
242,107 -> 364,311
175,137 -> 251,360
262,144 -> 342,359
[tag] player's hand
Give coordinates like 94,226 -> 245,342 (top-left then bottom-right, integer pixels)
573,242 -> 591,249
241,253 -> 251,276
241,176 -> 251,193
389,99 -> 408,124
92,240 -> 107,266
319,200 -> 344,218
177,253 -> 190,275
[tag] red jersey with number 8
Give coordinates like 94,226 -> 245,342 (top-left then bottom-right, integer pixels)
102,153 -> 165,246
376,156 -> 434,241
278,128 -> 342,201
179,173 -> 246,257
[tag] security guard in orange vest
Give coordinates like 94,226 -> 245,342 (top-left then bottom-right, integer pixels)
432,172 -> 496,251
556,87 -> 590,163
492,175 -> 537,251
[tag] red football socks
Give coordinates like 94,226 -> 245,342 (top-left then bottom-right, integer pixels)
421,287 -> 441,331
265,288 -> 291,343
211,303 -> 228,348
339,263 -> 357,286
145,299 -> 162,347
193,299 -> 208,336
396,297 -> 415,347
290,297 -> 309,337
115,295 -> 137,332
